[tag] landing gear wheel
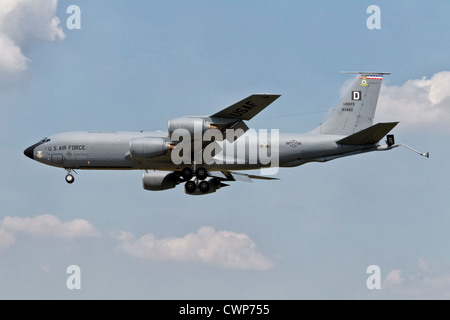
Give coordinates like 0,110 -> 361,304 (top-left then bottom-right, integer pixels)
182,167 -> 194,180
185,181 -> 197,194
199,181 -> 210,193
196,167 -> 208,180
65,174 -> 75,184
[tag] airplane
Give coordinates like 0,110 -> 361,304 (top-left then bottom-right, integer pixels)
24,72 -> 428,195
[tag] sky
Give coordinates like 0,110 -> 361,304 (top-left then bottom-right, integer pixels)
1,0 -> 450,300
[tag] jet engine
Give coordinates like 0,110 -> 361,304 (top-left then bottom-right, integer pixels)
142,171 -> 179,191
184,177 -> 224,195
129,137 -> 172,159
168,117 -> 214,140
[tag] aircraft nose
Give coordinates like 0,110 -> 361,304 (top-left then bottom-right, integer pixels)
24,145 -> 35,159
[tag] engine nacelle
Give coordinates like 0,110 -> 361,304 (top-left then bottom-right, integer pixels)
142,171 -> 179,191
168,117 -> 211,140
184,177 -> 222,195
129,137 -> 171,159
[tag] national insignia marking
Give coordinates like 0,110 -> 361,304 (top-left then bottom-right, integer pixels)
287,140 -> 300,148
360,76 -> 368,86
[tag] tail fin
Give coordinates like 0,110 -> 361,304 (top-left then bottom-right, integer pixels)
311,72 -> 390,136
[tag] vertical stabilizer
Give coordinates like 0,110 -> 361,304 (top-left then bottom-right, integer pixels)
311,72 -> 389,135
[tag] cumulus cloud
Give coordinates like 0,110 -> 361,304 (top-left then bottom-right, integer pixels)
379,258 -> 450,299
0,227 -> 15,250
115,226 -> 273,271
0,0 -> 65,74
376,71 -> 450,131
0,214 -> 100,250
383,269 -> 404,288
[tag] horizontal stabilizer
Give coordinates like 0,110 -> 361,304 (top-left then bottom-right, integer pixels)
336,122 -> 399,145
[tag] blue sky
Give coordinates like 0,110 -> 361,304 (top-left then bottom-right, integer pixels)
1,0 -> 450,299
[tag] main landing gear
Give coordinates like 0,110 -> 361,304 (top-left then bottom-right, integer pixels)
181,166 -> 210,194
184,180 -> 197,193
65,169 -> 76,184
181,167 -> 208,181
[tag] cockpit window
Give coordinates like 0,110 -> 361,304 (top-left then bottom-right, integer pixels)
39,137 -> 51,143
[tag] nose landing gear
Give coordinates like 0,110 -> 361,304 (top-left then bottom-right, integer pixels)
65,174 -> 75,184
65,169 -> 76,184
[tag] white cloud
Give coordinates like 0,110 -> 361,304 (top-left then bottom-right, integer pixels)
115,226 -> 273,271
40,264 -> 52,275
0,0 -> 65,74
379,258 -> 450,299
376,71 -> 450,131
0,228 -> 15,250
0,214 -> 100,250
0,33 -> 28,73
383,269 -> 404,288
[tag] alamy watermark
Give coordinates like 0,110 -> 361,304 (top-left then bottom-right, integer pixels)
66,5 -> 81,30
366,265 -> 381,290
367,5 -> 381,30
169,127 -> 280,176
66,265 -> 81,290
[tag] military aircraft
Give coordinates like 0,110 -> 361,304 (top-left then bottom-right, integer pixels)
24,72 -> 428,195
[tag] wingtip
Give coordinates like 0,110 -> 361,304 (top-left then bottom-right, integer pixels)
254,93 -> 281,98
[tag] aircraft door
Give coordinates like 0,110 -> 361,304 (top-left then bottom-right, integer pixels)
51,154 -> 64,164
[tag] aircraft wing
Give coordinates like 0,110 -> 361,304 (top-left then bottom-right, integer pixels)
211,94 -> 281,121
170,94 -> 281,152
209,171 -> 279,183
206,94 -> 280,143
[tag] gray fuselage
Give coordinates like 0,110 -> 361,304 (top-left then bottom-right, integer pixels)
25,130 -> 379,172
